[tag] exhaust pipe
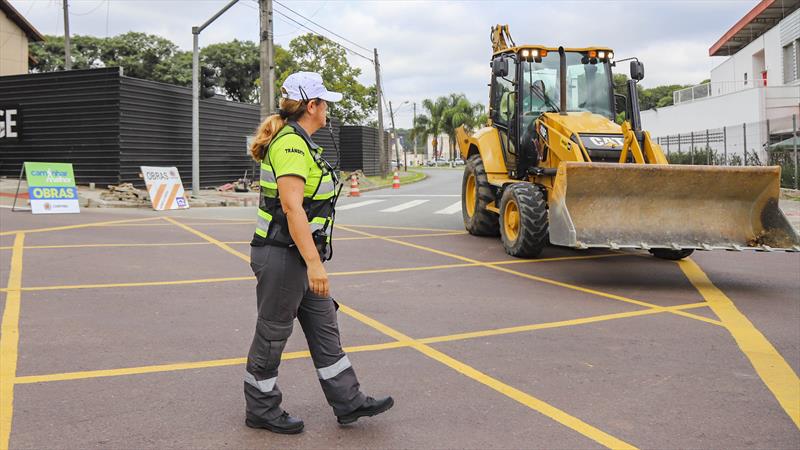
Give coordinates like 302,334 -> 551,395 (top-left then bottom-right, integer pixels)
558,46 -> 566,115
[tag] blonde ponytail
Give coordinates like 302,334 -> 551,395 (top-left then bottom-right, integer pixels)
250,97 -> 308,161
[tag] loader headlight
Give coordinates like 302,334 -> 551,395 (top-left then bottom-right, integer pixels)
598,51 -> 606,59
521,49 -> 530,58
607,52 -> 614,60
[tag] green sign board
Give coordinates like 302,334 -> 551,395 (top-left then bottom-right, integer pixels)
24,162 -> 80,214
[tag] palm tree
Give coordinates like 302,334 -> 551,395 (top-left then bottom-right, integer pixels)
419,97 -> 448,159
441,94 -> 487,160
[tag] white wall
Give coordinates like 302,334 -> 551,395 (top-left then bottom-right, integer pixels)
642,87 -> 763,136
711,9 -> 798,90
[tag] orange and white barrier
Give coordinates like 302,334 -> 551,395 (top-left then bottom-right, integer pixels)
348,174 -> 361,197
392,171 -> 400,189
141,166 -> 190,210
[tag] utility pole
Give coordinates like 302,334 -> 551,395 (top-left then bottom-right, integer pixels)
259,0 -> 274,119
388,101 -> 403,172
374,48 -> 388,177
63,0 -> 71,70
412,102 -> 417,168
191,0 -> 239,196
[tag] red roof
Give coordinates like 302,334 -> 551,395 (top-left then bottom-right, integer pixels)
709,0 -> 799,56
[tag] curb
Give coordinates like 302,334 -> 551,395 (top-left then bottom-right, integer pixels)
355,171 -> 428,193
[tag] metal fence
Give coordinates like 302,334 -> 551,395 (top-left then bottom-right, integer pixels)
655,114 -> 799,189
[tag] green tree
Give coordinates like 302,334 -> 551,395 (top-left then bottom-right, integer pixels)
201,40 -> 260,102
102,32 -> 183,81
281,34 -> 375,124
29,32 -> 190,85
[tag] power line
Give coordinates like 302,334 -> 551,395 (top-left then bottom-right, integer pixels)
273,0 -> 370,53
270,7 -> 373,63
70,0 -> 108,16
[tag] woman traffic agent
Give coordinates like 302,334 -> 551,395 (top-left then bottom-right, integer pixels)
244,71 -> 393,434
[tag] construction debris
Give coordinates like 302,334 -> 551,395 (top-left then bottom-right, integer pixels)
101,183 -> 149,203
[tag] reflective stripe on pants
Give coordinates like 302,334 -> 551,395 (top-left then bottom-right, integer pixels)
245,245 -> 366,420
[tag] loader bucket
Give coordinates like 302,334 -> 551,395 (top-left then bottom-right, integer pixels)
548,162 -> 800,252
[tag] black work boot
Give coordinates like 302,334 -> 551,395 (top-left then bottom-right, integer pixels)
337,396 -> 394,425
246,412 -> 304,434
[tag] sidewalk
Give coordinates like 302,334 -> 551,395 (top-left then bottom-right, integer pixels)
0,178 -> 259,209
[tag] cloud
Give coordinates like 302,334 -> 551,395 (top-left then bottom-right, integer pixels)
12,0 -> 756,127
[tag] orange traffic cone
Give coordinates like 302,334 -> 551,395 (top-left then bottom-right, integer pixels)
348,174 -> 361,197
392,171 -> 400,189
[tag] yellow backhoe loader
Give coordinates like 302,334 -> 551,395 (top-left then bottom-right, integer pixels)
457,25 -> 800,259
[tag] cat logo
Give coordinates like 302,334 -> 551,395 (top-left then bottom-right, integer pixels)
589,136 -> 624,148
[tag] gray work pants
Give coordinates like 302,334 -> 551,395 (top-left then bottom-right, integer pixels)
245,244 -> 366,420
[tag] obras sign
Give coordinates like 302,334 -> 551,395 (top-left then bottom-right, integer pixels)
0,106 -> 21,140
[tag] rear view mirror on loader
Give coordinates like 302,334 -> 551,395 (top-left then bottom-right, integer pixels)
492,57 -> 509,77
630,61 -> 645,81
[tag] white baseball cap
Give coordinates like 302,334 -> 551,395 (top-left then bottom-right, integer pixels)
281,71 -> 343,103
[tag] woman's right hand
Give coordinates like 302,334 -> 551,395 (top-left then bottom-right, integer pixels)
307,259 -> 329,297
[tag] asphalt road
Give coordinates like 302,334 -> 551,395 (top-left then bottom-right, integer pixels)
1,168 -> 799,449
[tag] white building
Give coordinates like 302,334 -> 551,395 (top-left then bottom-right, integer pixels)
642,0 -> 800,157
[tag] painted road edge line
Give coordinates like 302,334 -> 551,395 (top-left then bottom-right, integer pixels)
0,233 -> 25,450
678,258 -> 800,430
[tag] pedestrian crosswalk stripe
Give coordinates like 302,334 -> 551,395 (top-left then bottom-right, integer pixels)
380,200 -> 430,213
435,201 -> 462,215
337,199 -> 386,210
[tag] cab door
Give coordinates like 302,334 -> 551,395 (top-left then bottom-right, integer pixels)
489,55 -> 518,175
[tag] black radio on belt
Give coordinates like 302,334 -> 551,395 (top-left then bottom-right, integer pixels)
312,229 -> 332,262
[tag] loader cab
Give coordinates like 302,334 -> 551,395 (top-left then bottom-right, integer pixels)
490,47 -> 616,178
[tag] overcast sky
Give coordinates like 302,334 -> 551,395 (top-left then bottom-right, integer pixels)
12,0 -> 755,127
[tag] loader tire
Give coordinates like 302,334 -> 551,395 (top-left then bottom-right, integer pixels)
649,249 -> 695,260
462,154 -> 499,236
499,183 -> 548,258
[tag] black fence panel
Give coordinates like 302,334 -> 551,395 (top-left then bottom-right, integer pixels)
0,68 -> 281,188
119,76 -> 259,188
0,68 -> 121,185
340,125 -> 385,176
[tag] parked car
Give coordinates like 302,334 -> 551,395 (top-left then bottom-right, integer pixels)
454,158 -> 465,166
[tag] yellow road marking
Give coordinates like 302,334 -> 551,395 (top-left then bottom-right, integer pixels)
0,242 -> 208,250
336,223 -> 462,232
418,302 -> 710,344
101,221 -> 254,227
15,341 -> 407,385
337,226 -> 720,327
0,217 -> 160,236
0,233 -> 24,450
9,276 -> 255,292
11,302 -> 708,385
678,258 -> 800,429
337,304 -> 637,449
0,232 -> 466,250
0,254 -> 626,293
336,231 -> 467,240
163,217 -> 249,263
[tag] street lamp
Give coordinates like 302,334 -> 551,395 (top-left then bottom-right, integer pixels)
388,100 -> 410,172
191,0 -> 239,197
